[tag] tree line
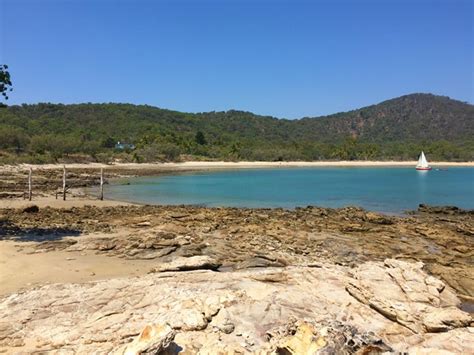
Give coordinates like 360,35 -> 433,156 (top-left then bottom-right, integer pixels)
0,96 -> 472,163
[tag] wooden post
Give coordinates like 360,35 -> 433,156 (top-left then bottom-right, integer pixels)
99,168 -> 104,201
28,168 -> 32,201
62,165 -> 67,201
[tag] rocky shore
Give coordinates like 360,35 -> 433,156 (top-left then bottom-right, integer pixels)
2,203 -> 473,298
0,165 -> 473,353
1,259 -> 472,354
0,201 -> 473,353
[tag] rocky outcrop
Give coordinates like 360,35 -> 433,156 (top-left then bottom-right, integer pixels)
346,259 -> 471,333
4,203 -> 472,299
418,204 -> 473,215
0,260 -> 471,354
273,321 -> 393,354
150,255 -> 221,272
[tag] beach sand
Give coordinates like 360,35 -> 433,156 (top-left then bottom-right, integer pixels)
0,238 -> 153,296
3,160 -> 474,173
0,195 -> 132,209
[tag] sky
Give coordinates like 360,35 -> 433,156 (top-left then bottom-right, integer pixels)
0,0 -> 472,118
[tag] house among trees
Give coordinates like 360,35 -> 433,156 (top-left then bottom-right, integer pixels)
115,141 -> 136,150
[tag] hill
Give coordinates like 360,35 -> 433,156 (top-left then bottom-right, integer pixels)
0,93 -> 472,163
296,93 -> 473,142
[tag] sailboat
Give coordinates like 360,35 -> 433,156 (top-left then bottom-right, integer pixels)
416,151 -> 432,170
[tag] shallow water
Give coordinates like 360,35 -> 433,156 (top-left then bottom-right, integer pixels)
104,167 -> 474,213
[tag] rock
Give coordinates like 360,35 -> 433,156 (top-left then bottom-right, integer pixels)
169,213 -> 189,219
96,240 -> 116,251
276,322 -> 326,354
364,212 -> 394,225
123,323 -> 175,355
422,308 -> 472,332
274,321 -> 393,354
210,308 -> 234,334
134,221 -> 152,227
151,256 -> 221,272
171,307 -> 208,331
235,256 -> 287,269
127,246 -> 177,260
346,259 -> 472,333
22,204 -> 39,213
418,204 -> 472,215
4,203 -> 474,300
0,261 -> 472,353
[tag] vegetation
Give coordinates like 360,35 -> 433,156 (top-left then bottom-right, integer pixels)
0,93 -> 472,163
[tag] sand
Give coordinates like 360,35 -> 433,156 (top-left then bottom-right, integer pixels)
0,195 -> 132,209
0,236 -> 153,297
3,160 -> 474,173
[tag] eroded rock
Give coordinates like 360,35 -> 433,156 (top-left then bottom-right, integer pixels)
123,323 -> 175,355
0,260 -> 472,354
150,255 -> 221,272
346,259 -> 472,333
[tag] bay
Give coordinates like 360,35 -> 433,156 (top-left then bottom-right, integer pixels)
105,167 -> 474,214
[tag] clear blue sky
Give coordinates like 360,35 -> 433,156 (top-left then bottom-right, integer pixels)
1,0 -> 472,118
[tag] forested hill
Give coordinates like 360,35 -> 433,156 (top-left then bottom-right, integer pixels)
297,93 -> 474,142
0,93 -> 473,163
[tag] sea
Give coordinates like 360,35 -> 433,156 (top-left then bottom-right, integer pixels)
104,167 -> 474,214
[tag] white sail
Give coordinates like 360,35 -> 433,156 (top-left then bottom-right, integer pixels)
416,151 -> 430,168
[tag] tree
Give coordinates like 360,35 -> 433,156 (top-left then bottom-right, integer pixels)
0,65 -> 13,106
102,136 -> 116,148
195,131 -> 207,145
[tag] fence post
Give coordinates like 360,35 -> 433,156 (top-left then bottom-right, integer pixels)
28,168 -> 32,201
62,165 -> 67,201
100,168 -> 104,201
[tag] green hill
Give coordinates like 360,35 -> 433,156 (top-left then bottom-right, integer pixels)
0,93 -> 472,163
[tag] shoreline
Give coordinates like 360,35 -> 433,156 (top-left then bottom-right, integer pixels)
2,160 -> 474,172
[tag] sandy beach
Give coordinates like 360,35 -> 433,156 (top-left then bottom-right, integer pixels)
3,160 -> 474,173
0,238 -> 152,296
0,195 -> 131,209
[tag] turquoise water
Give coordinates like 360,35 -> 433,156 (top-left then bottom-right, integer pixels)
105,167 -> 474,213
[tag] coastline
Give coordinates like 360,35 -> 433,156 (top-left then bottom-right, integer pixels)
3,160 -> 474,170
1,160 -> 473,174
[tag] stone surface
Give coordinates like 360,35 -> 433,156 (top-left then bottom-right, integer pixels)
276,322 -> 328,354
346,259 -> 471,333
122,323 -> 175,355
2,203 -> 472,300
0,259 -> 471,354
151,255 -> 221,272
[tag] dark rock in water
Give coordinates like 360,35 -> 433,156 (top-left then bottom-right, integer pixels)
22,205 -> 39,213
418,204 -> 472,215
